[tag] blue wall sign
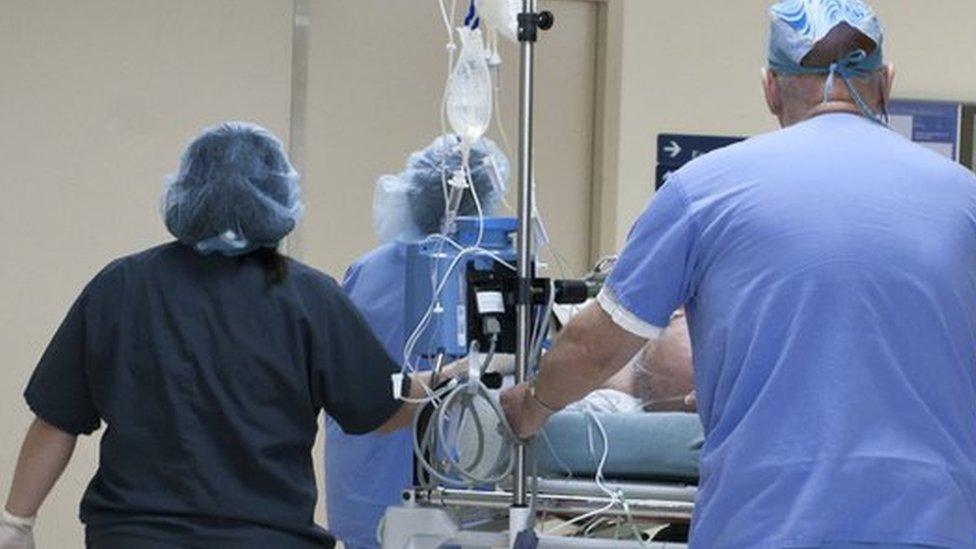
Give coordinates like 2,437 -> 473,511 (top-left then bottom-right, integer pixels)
656,133 -> 745,189
888,100 -> 961,160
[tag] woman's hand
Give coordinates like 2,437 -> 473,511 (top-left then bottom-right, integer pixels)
0,511 -> 34,549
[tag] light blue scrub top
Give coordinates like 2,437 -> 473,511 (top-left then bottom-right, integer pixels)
600,113 -> 976,549
326,242 -> 410,549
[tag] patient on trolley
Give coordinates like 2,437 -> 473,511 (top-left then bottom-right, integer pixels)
567,310 -> 694,414
538,309 -> 702,484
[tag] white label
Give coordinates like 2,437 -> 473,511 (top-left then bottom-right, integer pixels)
476,291 -> 505,314
390,373 -> 404,399
457,304 -> 467,348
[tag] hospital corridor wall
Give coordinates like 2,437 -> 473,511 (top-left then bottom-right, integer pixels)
3,1 -> 976,547
599,0 -> 976,252
297,0 -> 602,279
0,1 -> 294,546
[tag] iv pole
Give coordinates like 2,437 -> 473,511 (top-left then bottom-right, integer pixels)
512,0 -> 553,540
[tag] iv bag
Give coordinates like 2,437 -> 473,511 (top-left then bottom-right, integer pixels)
446,27 -> 493,146
478,0 -> 520,43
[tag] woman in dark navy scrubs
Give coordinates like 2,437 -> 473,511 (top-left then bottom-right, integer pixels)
0,123 -> 434,549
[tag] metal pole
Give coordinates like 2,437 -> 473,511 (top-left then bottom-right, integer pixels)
513,0 -> 537,510
283,0 -> 311,259
416,487 -> 696,522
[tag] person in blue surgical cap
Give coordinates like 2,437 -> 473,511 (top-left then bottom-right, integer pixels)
0,122 -> 448,549
325,135 -> 509,549
502,1 -> 976,548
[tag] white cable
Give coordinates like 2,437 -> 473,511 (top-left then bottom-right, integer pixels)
490,73 -> 514,165
439,0 -> 458,210
401,241 -> 515,376
545,409 -> 615,535
413,376 -> 515,486
465,152 -> 486,247
431,0 -> 461,395
546,500 -> 616,536
529,279 -> 556,369
537,429 -> 574,479
488,76 -> 517,215
401,243 -> 471,372
588,412 -> 614,496
583,516 -> 611,538
409,0 -> 524,411
437,0 -> 456,37
398,240 -> 517,402
401,188 -> 514,379
543,238 -> 571,279
436,379 -> 513,484
424,235 -> 517,271
407,42 -> 500,383
580,410 -> 653,547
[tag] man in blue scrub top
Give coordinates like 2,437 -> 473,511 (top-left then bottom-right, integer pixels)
502,1 -> 976,548
325,135 -> 509,548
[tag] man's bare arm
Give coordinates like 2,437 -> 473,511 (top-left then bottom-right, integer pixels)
501,302 -> 649,438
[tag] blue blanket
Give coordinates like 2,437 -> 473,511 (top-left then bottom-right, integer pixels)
536,412 -> 703,483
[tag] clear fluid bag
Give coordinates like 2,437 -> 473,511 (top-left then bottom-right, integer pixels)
446,27 -> 493,146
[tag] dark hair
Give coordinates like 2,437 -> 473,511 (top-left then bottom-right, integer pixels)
164,123 -> 301,251
408,172 -> 498,235
801,22 -> 877,68
249,247 -> 289,286
397,136 -> 507,238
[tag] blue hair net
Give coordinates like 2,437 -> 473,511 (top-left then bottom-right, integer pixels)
162,122 -> 303,256
768,0 -> 885,120
374,135 -> 510,243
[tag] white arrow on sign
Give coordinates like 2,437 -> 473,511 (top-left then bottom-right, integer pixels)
664,140 -> 682,159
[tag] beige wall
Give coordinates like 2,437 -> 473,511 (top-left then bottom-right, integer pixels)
0,1 -> 292,545
2,0 -> 976,546
598,0 -> 976,253
300,0 -> 601,279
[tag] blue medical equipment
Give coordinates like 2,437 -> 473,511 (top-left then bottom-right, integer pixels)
404,216 -> 588,361
404,216 -> 518,360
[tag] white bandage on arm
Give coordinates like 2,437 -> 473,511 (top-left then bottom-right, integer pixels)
596,287 -> 664,340
2,510 -> 35,528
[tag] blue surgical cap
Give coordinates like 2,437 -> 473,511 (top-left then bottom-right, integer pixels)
768,0 -> 885,119
162,122 -> 303,256
374,135 -> 510,243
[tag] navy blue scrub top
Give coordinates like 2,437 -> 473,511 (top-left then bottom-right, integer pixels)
24,242 -> 406,548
